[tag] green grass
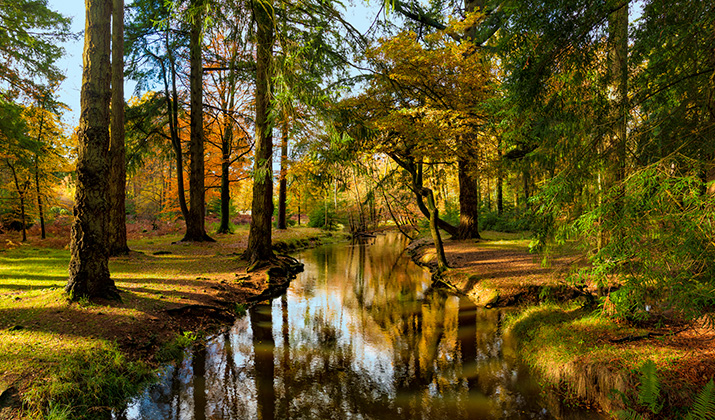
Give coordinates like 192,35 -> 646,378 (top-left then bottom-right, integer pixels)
22,343 -> 155,420
0,227 -> 339,419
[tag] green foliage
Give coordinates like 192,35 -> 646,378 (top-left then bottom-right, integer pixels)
615,360 -> 715,420
23,345 -> 155,420
480,205 -> 535,233
636,360 -> 662,415
234,303 -> 247,317
685,380 -> 715,420
442,200 -> 459,226
308,202 -> 340,230
156,331 -> 198,363
0,0 -> 72,97
578,157 -> 715,324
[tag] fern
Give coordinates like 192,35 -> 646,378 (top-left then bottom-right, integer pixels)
685,380 -> 715,420
615,408 -> 647,420
637,360 -> 663,414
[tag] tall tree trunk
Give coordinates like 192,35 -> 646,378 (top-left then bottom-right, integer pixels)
32,99 -> 47,240
108,0 -> 129,255
245,0 -> 275,264
277,114 -> 289,230
66,0 -> 119,300
217,118 -> 233,233
608,2 -> 628,213
7,161 -> 28,242
183,0 -> 213,242
496,137 -> 503,215
456,157 -> 481,239
34,154 -> 45,239
163,29 -> 189,222
523,169 -> 530,210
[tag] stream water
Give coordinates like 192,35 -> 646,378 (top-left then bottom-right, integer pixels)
116,233 -> 604,420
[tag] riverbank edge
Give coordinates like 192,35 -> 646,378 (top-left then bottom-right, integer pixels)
0,229 -> 350,419
406,236 -> 712,418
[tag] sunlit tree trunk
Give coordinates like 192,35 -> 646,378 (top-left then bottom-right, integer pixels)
457,157 -> 481,240
183,0 -> 213,242
108,0 -> 129,255
422,187 -> 448,273
245,0 -> 275,264
66,0 -> 119,300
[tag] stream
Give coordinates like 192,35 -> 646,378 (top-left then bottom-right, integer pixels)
116,232 -> 604,420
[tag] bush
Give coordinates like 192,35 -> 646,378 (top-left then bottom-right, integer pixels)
479,205 -> 535,233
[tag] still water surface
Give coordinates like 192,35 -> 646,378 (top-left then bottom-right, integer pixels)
118,233 -> 602,420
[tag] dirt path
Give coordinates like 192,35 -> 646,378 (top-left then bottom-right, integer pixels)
410,236 -> 588,306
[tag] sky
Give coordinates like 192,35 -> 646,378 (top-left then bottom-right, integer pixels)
46,1 -> 381,129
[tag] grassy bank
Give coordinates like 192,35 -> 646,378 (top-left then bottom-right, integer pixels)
0,225 -> 345,419
504,303 -> 715,418
409,231 -> 715,418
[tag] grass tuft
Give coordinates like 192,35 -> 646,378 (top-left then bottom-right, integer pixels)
23,344 -> 155,420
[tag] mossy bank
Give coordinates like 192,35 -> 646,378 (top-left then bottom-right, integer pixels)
408,233 -> 715,418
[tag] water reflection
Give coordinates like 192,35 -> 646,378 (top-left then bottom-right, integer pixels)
117,233 -> 601,420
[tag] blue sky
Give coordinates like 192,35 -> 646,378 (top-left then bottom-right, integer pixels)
47,1 -> 380,128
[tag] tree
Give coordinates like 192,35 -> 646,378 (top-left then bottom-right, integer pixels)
337,24 -> 492,239
0,0 -> 72,98
244,0 -> 275,264
0,96 -> 33,240
66,0 -> 120,300
202,1 -> 255,234
108,0 -> 130,255
182,0 -> 214,242
125,0 -> 191,228
276,114 -> 290,229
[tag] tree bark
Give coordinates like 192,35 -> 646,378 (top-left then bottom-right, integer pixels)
34,154 -> 45,239
217,117 -> 233,233
277,114 -> 289,230
421,187 -> 448,273
456,157 -> 481,239
608,2 -> 628,212
108,0 -> 129,255
32,101 -> 47,240
182,0 -> 214,242
7,160 -> 28,242
245,0 -> 275,264
66,0 -> 119,300
390,154 -> 459,237
496,137 -> 503,215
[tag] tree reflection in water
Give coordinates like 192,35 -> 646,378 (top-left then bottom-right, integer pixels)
118,233 -> 602,420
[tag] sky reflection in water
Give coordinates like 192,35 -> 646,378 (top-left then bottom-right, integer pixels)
117,233 -> 602,420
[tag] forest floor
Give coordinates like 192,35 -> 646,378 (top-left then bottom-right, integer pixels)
0,217 -> 348,419
411,232 -> 715,418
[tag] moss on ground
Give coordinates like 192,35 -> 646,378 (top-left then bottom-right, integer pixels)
504,303 -> 715,417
